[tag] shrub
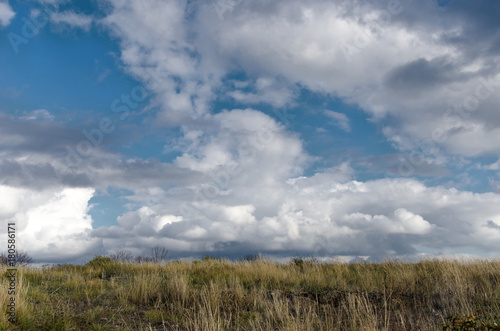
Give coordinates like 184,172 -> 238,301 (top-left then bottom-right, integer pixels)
202,255 -> 225,262
110,245 -> 168,263
0,250 -> 33,266
86,255 -> 114,268
442,311 -> 500,331
109,250 -> 134,262
86,255 -> 120,279
291,256 -> 318,271
151,245 -> 168,262
134,255 -> 153,263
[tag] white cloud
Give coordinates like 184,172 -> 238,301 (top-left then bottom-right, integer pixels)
484,159 -> 500,171
0,2 -> 15,27
0,185 -> 100,262
193,0 -> 500,158
101,0 -> 207,125
228,77 -> 296,108
92,0 -> 500,159
324,110 -> 351,132
97,0 -> 500,159
116,206 -> 182,234
92,168 -> 500,259
19,109 -> 54,121
50,11 -> 93,31
174,108 -> 307,177
85,109 -> 500,259
3,106 -> 500,261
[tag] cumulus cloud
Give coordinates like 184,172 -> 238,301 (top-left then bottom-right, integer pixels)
101,0 -> 210,125
0,185 -> 100,263
3,105 -> 500,261
94,0 -> 500,160
87,109 -> 500,260
193,0 -> 500,159
0,1 -> 15,27
93,168 -> 500,260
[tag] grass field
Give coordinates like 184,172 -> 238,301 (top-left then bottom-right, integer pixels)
1,256 -> 500,330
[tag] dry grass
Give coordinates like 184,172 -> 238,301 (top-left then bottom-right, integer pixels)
1,257 -> 500,330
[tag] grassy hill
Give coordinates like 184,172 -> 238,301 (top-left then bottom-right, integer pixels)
1,257 -> 500,330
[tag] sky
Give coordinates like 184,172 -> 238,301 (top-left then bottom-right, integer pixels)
1,0 -> 500,264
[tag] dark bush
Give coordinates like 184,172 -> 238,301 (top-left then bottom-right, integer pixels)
0,250 -> 33,266
151,245 -> 168,262
86,255 -> 120,279
109,250 -> 134,262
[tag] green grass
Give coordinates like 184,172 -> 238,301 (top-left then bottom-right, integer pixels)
1,257 -> 500,330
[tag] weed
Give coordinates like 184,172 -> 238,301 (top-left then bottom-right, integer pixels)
442,310 -> 500,331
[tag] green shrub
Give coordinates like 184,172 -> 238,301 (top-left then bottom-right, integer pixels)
86,255 -> 120,279
202,255 -> 225,262
442,311 -> 500,330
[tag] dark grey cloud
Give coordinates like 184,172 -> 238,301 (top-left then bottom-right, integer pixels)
385,0 -> 500,66
0,112 -> 81,156
351,153 -> 451,178
0,160 -> 92,189
89,158 -> 205,190
0,111 -> 203,192
91,226 -> 130,239
443,0 -> 500,39
384,58 -> 464,91
485,220 -> 500,230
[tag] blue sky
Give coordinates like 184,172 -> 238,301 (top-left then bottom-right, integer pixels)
1,0 -> 500,264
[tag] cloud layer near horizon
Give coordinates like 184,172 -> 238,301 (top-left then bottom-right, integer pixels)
2,107 -> 500,262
